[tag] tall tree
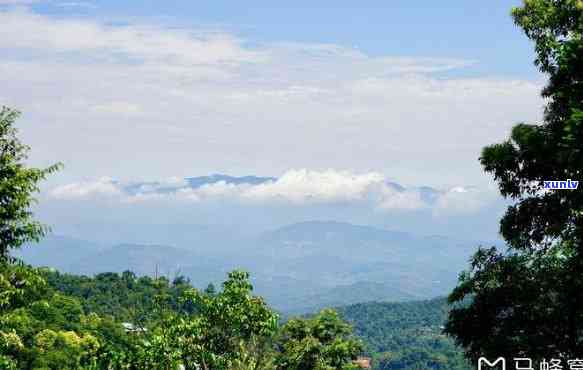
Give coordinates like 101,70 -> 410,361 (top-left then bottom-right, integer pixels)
275,309 -> 362,370
175,270 -> 279,370
0,107 -> 60,262
0,107 -> 60,368
445,0 -> 583,363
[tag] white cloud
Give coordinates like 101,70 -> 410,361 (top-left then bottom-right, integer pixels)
47,169 -> 498,214
0,9 -> 544,187
241,169 -> 385,204
377,186 -> 426,211
0,9 -> 264,66
432,186 -> 497,216
49,176 -> 121,199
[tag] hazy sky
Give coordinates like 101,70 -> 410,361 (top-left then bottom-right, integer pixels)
0,0 -> 544,186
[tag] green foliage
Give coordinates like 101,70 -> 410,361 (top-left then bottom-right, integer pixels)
105,270 -> 279,370
0,114 -> 71,368
0,261 -> 47,314
0,262 -> 472,370
2,264 -> 283,369
0,263 -> 129,369
446,245 -> 579,362
173,270 -> 279,370
31,329 -> 101,369
0,330 -> 22,369
337,299 -> 469,370
275,309 -> 362,370
446,0 -> 583,364
0,264 -> 279,369
42,269 -> 194,325
0,107 -> 61,262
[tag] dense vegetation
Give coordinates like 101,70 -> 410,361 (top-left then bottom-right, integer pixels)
2,262 -> 370,369
42,269 -> 472,369
0,262 -> 128,369
5,266 -> 470,370
445,0 -> 583,365
338,299 -> 469,370
42,269 -> 196,325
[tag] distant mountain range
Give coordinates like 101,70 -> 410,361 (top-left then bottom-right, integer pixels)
122,174 -> 277,195
114,173 -> 447,206
17,220 -> 494,313
186,174 -> 276,187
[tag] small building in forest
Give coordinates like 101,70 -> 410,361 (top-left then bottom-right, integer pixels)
121,322 -> 147,334
353,356 -> 372,369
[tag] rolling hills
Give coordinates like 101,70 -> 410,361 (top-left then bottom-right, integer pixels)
17,220 -> 488,313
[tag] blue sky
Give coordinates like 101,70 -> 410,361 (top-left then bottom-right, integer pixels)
31,0 -> 536,78
0,1 -> 542,234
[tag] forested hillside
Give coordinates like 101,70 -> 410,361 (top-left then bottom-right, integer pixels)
338,299 -> 469,369
41,269 -> 470,369
3,264 -> 369,369
42,269 -> 196,324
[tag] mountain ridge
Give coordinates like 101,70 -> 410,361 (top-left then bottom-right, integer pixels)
19,220 -> 486,313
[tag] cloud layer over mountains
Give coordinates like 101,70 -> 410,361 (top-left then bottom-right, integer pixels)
48,169 -> 498,215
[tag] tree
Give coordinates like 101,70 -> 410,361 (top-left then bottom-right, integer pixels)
0,106 -> 62,367
445,0 -> 583,363
0,107 -> 61,262
275,309 -> 362,370
109,270 -> 279,370
175,270 -> 279,370
31,329 -> 100,369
